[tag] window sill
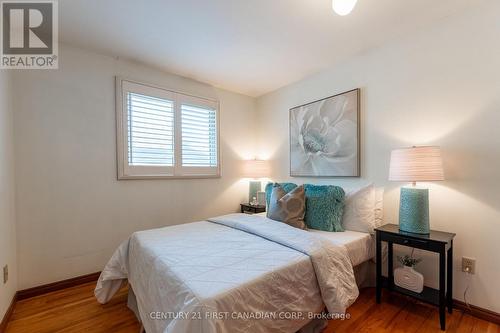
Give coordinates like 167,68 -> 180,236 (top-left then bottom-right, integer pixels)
117,174 -> 221,180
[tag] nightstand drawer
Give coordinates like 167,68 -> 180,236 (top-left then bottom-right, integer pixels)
380,232 -> 442,252
240,203 -> 266,214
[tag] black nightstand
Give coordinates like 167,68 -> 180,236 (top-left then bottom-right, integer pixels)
375,224 -> 455,331
240,203 -> 266,214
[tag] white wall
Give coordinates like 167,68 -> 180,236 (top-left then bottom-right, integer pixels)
0,70 -> 17,319
12,44 -> 257,289
256,2 -> 500,313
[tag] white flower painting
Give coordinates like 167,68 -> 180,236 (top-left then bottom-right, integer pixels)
290,89 -> 359,177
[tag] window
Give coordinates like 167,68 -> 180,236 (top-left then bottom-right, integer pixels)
116,78 -> 220,179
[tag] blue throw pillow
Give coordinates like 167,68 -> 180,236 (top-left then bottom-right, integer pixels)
265,182 -> 297,208
304,184 -> 345,232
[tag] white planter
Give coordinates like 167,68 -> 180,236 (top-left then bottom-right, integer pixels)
394,266 -> 424,293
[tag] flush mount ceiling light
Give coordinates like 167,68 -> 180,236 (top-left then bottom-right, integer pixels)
332,0 -> 358,16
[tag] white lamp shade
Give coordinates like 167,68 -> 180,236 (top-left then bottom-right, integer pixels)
389,146 -> 444,182
242,160 -> 271,179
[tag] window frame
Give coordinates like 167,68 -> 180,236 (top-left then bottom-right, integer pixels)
116,77 -> 221,180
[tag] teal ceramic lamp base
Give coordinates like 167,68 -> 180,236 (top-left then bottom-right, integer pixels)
249,181 -> 261,203
399,187 -> 430,234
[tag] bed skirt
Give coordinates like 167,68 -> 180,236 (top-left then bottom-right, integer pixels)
354,259 -> 377,288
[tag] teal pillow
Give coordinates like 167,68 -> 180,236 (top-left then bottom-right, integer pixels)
304,184 -> 345,232
265,182 -> 297,208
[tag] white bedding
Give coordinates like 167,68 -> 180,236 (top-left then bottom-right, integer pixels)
95,213 -> 358,333
307,230 -> 374,267
255,212 -> 374,267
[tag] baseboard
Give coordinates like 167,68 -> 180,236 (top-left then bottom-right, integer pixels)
16,272 -> 101,301
454,299 -> 500,325
385,288 -> 500,326
0,272 -> 101,331
0,293 -> 17,333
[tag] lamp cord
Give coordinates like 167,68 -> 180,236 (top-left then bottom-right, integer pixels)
463,269 -> 472,311
409,249 -> 472,311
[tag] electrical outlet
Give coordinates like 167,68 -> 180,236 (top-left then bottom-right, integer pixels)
462,257 -> 476,274
3,265 -> 7,284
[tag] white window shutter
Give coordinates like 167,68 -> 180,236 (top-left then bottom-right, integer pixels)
181,104 -> 217,167
127,92 -> 175,166
117,78 -> 220,179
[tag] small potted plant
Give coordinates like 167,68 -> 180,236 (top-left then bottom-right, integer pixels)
394,255 -> 424,293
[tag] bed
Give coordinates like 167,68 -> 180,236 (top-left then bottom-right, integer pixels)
95,212 -> 378,333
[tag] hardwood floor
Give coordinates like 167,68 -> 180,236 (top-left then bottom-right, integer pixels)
326,289 -> 499,333
5,283 -> 499,333
5,283 -> 140,333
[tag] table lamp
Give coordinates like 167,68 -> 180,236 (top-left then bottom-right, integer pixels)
242,159 -> 270,205
389,146 -> 444,234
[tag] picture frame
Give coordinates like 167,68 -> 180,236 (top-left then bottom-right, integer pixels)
289,88 -> 360,177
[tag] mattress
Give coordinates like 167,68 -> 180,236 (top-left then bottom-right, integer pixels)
306,230 -> 373,267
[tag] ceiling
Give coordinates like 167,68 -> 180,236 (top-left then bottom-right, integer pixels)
59,0 -> 484,97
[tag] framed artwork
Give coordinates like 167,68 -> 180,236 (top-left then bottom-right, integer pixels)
290,88 -> 360,177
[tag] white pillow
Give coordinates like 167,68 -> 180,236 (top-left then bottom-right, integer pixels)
342,184 -> 384,234
374,187 -> 385,228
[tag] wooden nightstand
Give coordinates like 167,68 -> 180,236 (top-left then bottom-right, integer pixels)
240,203 -> 266,214
375,224 -> 455,331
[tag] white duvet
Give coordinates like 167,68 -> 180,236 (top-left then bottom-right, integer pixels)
95,214 -> 358,333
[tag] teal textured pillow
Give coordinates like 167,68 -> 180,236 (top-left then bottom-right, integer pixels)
265,182 -> 297,207
304,184 -> 345,232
